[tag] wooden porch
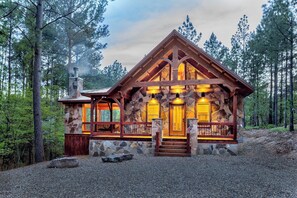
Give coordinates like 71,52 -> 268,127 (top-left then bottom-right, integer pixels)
82,120 -> 237,142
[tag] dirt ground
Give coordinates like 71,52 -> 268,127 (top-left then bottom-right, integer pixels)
238,129 -> 297,159
0,129 -> 296,198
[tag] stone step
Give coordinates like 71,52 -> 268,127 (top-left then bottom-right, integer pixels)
155,152 -> 191,157
161,141 -> 187,145
158,148 -> 188,153
159,144 -> 187,149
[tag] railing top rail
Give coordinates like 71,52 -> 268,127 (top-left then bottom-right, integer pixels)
198,122 -> 233,126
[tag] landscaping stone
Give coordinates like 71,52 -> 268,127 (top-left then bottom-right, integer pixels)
47,157 -> 79,168
101,154 -> 134,163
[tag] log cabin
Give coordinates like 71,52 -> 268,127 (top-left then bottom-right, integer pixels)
59,30 -> 253,157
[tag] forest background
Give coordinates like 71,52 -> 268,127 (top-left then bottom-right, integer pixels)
0,0 -> 296,170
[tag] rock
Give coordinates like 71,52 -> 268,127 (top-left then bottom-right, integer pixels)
47,157 -> 79,168
120,142 -> 127,147
101,154 -> 134,163
93,152 -> 99,157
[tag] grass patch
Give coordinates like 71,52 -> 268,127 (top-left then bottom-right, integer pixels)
268,127 -> 289,133
245,125 -> 261,130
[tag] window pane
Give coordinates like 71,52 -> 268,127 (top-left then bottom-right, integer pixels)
100,110 -> 110,122
112,110 -> 120,122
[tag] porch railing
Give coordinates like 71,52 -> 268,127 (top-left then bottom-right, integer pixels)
83,121 -> 152,136
83,121 -> 235,139
197,122 -> 234,137
123,122 -> 152,136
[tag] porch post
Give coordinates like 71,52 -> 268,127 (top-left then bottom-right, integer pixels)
152,118 -> 162,154
233,92 -> 238,140
90,97 -> 94,136
187,118 -> 198,156
120,97 -> 125,138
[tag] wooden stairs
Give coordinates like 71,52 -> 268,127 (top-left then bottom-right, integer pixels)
155,139 -> 191,157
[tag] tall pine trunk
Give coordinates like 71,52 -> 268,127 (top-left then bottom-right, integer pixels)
269,63 -> 273,124
289,19 -> 294,132
279,59 -> 283,125
8,19 -> 12,96
284,50 -> 288,128
33,0 -> 44,163
273,60 -> 278,127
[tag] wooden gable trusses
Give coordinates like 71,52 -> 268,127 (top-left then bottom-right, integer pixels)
81,30 -> 253,98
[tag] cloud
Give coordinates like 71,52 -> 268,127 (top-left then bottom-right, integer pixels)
101,0 -> 268,70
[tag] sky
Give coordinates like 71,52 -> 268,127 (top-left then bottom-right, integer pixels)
101,0 -> 269,70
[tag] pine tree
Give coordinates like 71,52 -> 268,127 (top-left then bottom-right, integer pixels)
203,32 -> 230,65
178,15 -> 202,45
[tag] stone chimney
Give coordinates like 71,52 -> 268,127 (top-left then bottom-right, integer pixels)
69,67 -> 83,98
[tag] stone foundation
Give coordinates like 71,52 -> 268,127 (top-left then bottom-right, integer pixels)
89,140 -> 153,156
197,143 -> 238,156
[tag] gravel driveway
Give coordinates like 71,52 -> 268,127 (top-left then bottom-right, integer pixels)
0,154 -> 296,198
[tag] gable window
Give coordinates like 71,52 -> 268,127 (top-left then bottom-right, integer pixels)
171,63 -> 186,92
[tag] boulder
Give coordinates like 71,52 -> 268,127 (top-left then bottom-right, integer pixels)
101,154 -> 134,163
47,157 -> 79,168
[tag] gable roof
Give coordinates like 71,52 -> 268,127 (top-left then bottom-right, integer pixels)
82,29 -> 253,97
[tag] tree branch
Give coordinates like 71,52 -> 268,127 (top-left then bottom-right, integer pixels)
0,5 -> 18,19
42,10 -> 75,30
271,17 -> 292,42
15,25 -> 34,48
26,0 -> 37,7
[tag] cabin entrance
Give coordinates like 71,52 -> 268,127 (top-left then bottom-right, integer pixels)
169,104 -> 185,136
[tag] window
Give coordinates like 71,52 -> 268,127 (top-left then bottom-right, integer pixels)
197,98 -> 210,122
81,103 -> 120,132
82,104 -> 91,132
171,63 -> 186,92
147,98 -> 160,122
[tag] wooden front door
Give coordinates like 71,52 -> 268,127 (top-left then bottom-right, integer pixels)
169,104 -> 185,136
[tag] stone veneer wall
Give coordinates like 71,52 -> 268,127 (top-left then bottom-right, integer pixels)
64,104 -> 82,134
124,85 -> 244,135
89,140 -> 153,156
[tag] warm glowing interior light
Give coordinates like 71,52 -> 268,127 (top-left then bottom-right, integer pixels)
171,63 -> 185,91
172,98 -> 184,105
172,105 -> 183,131
147,98 -> 160,121
147,88 -> 160,94
171,88 -> 184,94
197,98 -> 210,122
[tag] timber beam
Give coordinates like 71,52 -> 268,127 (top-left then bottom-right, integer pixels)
133,79 -> 224,87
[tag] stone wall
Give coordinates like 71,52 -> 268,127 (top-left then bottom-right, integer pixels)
123,85 -> 243,135
64,104 -> 82,134
89,140 -> 153,156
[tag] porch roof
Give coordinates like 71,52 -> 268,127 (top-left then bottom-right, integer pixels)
58,95 -> 91,103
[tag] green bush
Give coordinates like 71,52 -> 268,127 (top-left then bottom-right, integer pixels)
269,127 -> 289,133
